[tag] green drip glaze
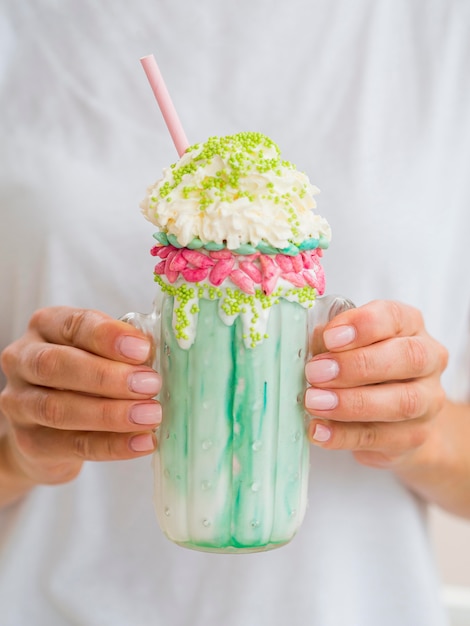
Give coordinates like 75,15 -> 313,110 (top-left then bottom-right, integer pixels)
153,275 -> 317,350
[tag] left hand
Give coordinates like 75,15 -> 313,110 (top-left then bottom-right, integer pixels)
304,299 -> 449,469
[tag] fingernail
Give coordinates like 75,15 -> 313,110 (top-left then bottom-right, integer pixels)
305,389 -> 338,411
129,433 -> 155,452
118,336 -> 151,361
310,423 -> 331,443
129,403 -> 162,425
129,372 -> 160,395
305,359 -> 339,384
323,325 -> 356,350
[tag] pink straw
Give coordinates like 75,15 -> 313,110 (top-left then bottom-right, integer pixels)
140,55 -> 190,157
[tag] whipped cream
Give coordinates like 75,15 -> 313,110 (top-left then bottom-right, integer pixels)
141,132 -> 331,250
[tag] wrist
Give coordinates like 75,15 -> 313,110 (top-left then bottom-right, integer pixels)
394,400 -> 470,518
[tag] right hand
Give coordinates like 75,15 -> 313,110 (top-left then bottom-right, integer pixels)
0,307 -> 162,488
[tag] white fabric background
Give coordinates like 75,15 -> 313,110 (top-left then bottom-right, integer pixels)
1,1 -> 469,624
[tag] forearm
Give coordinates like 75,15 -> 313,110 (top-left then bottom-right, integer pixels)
394,400 -> 470,519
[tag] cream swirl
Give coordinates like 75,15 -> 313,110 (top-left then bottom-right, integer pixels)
141,132 -> 331,250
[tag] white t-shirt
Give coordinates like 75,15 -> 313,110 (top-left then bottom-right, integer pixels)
1,1 -> 469,624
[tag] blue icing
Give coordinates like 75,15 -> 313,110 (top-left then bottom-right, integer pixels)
318,235 -> 330,250
204,241 -> 226,251
233,244 -> 258,255
167,233 -> 183,248
255,241 -> 279,255
299,238 -> 319,251
279,243 -> 300,256
187,237 -> 205,249
153,231 -> 169,245
154,233 -> 325,255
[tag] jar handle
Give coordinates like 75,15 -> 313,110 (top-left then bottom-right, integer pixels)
307,294 -> 355,358
119,306 -> 161,370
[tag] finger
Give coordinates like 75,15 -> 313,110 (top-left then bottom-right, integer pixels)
305,336 -> 443,388
13,424 -> 157,463
307,416 -> 429,456
3,385 -> 162,431
321,300 -> 424,352
309,324 -> 328,356
13,342 -> 161,398
305,378 -> 445,422
29,307 -> 153,364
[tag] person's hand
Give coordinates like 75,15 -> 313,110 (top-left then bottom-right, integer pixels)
304,300 -> 449,470
0,307 -> 161,488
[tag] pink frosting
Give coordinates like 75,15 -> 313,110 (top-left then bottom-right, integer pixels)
151,245 -> 325,296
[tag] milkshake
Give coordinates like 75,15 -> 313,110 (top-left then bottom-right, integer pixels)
140,132 -> 331,552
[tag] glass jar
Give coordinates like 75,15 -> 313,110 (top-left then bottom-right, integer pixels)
122,293 -> 353,553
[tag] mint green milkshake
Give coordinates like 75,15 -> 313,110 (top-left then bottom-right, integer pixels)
140,133 -> 331,553
155,297 -> 309,551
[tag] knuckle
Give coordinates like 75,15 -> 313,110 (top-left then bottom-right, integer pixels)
93,363 -> 115,391
389,301 -> 423,335
351,349 -> 376,381
103,435 -> 121,460
357,424 -> 378,450
37,391 -> 67,429
72,433 -> 91,460
62,309 -> 89,345
72,432 -> 120,461
100,400 -> 120,430
349,389 -> 368,419
0,344 -> 15,376
398,384 -> 423,419
28,307 -> 50,331
31,346 -> 61,383
404,337 -> 428,375
389,301 -> 406,335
